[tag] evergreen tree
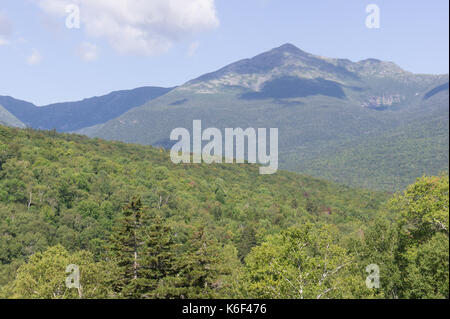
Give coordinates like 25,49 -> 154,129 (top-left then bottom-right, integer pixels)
139,214 -> 179,298
109,197 -> 179,298
175,228 -> 222,298
237,225 -> 258,261
109,197 -> 147,298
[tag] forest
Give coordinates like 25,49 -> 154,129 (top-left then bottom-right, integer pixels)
0,124 -> 448,299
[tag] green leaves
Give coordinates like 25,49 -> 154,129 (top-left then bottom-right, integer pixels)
403,232 -> 449,298
1,245 -> 112,299
354,175 -> 449,299
242,224 -> 357,299
0,124 -> 446,299
393,175 -> 449,241
391,175 -> 449,298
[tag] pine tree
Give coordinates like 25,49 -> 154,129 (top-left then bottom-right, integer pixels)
109,197 -> 179,298
237,225 -> 257,261
139,214 -> 179,298
175,227 -> 221,298
109,197 -> 147,298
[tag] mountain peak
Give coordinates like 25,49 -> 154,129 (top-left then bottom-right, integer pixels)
186,43 -> 416,90
269,43 -> 313,58
188,43 -> 314,84
272,43 -> 304,54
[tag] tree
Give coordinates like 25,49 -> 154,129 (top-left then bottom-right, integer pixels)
170,227 -> 224,298
352,218 -> 401,299
109,197 -> 147,298
391,175 -> 449,298
139,214 -> 179,298
393,175 -> 449,242
108,197 -> 178,298
403,232 -> 449,298
242,224 -> 358,299
237,225 -> 258,261
1,245 -> 111,299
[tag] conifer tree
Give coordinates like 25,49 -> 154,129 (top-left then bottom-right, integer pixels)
237,225 -> 258,261
109,197 -> 179,298
109,197 -> 147,298
175,227 -> 221,298
139,214 -> 179,298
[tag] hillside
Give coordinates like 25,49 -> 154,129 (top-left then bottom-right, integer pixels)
285,88 -> 450,190
0,123 -> 387,288
0,124 -> 447,299
80,44 -> 449,191
1,44 -> 448,191
0,86 -> 173,132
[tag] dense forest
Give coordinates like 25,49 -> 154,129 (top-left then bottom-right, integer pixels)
0,124 -> 448,299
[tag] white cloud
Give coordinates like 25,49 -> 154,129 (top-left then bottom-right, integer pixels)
0,11 -> 12,46
187,41 -> 200,57
76,41 -> 99,62
27,49 -> 42,65
38,0 -> 219,56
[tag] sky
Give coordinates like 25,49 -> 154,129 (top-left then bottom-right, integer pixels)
0,0 -> 448,105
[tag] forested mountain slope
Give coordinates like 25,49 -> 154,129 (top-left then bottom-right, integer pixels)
288,88 -> 449,190
80,44 -> 449,191
0,124 -> 447,299
1,44 -> 447,191
0,124 -> 386,291
0,86 -> 173,132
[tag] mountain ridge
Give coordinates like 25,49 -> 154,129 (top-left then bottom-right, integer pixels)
0,86 -> 174,132
1,43 -> 448,191
81,43 -> 448,191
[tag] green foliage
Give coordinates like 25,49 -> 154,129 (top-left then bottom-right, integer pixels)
236,225 -> 257,261
1,245 -> 112,299
296,117 -> 449,191
392,175 -> 449,298
351,218 -> 401,299
108,198 -> 150,298
349,175 -> 449,299
241,224 -> 361,299
402,232 -> 449,298
393,175 -> 449,242
170,228 -> 226,298
80,55 -> 448,193
0,124 -> 447,299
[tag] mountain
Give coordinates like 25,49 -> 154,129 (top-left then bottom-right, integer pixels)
0,104 -> 25,128
0,123 -> 388,289
0,123 -> 447,299
0,86 -> 173,132
79,43 -> 449,191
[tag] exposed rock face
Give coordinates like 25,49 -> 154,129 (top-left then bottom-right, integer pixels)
182,43 -> 413,95
361,94 -> 406,109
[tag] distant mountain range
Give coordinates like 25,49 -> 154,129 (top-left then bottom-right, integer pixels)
0,86 -> 173,132
1,43 -> 448,191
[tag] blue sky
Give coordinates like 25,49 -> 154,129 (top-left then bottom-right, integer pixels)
0,0 -> 448,105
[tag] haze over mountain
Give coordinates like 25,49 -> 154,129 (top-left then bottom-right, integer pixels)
0,86 -> 173,132
1,43 -> 448,191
